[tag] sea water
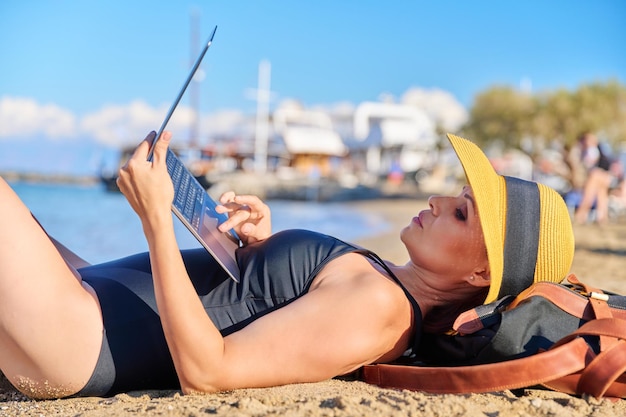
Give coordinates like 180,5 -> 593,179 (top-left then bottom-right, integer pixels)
10,181 -> 390,265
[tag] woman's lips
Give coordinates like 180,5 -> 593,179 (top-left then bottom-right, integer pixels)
413,210 -> 428,228
413,214 -> 423,228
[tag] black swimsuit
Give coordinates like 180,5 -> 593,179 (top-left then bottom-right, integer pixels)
75,229 -> 422,397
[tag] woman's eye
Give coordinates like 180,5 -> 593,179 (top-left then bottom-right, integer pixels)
455,208 -> 467,221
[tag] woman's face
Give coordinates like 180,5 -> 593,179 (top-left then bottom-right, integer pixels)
401,186 -> 489,279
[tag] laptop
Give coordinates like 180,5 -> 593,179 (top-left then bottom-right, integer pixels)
147,25 -> 242,282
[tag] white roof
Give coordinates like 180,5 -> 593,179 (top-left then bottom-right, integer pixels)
272,106 -> 347,156
282,126 -> 347,156
353,101 -> 437,148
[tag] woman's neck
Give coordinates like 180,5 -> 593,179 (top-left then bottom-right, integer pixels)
387,262 -> 479,318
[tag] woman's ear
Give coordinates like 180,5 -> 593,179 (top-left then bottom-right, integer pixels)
467,268 -> 491,288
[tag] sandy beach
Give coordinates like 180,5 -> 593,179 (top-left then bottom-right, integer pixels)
2,197 -> 626,416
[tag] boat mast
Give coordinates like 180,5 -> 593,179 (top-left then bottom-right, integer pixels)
254,60 -> 271,174
188,9 -> 200,148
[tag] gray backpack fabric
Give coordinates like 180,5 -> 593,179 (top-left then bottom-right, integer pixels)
361,275 -> 626,398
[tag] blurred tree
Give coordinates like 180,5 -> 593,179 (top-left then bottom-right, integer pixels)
533,89 -> 576,146
462,86 -> 537,149
463,80 -> 626,152
580,81 -> 626,146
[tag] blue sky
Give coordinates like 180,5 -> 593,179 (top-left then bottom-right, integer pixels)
1,1 -> 625,176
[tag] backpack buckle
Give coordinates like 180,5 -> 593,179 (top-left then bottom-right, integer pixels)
590,292 -> 609,302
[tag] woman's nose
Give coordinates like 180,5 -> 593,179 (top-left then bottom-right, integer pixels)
428,195 -> 442,215
428,194 -> 457,215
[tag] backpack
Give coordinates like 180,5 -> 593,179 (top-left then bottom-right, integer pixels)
360,274 -> 626,399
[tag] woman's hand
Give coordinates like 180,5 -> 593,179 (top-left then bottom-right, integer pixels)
116,131 -> 174,229
216,192 -> 272,245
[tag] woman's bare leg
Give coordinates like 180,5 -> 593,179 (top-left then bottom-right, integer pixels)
575,168 -> 612,224
0,178 -> 103,398
594,173 -> 612,224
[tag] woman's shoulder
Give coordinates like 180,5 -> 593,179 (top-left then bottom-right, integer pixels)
312,254 -> 417,355
315,254 -> 411,303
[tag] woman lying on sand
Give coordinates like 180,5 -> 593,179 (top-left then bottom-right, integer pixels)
0,133 -> 574,399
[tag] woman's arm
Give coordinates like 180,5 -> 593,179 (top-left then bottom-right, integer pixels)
117,132 -> 412,393
116,131 -> 230,390
188,260 -> 413,392
148,252 -> 411,394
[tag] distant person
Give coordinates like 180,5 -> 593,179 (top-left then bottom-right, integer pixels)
387,159 -> 404,185
567,131 -> 623,224
533,148 -> 572,196
0,133 -> 574,399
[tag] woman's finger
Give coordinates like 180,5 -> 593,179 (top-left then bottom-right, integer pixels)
219,191 -> 237,205
218,206 -> 251,232
226,195 -> 268,218
130,131 -> 157,161
151,131 -> 172,165
232,194 -> 264,209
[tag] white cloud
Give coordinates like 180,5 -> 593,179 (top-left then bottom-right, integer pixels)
310,101 -> 356,118
0,96 -> 252,148
0,88 -> 467,148
65,100 -> 251,148
200,109 -> 254,139
400,87 -> 468,132
81,100 -> 172,147
0,96 -> 77,140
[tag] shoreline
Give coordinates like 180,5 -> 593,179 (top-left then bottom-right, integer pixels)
2,197 -> 626,416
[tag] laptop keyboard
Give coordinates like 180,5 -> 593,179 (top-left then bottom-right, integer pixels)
166,149 -> 204,229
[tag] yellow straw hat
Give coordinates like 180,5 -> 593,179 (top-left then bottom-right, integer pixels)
447,134 -> 575,304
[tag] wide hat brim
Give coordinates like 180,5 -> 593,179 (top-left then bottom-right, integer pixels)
446,134 -> 575,304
